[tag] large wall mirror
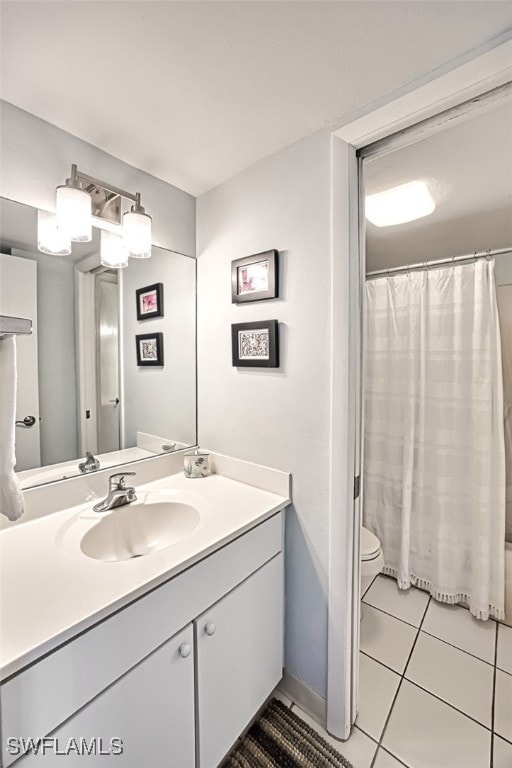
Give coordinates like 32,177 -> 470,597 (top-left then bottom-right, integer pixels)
0,196 -> 197,490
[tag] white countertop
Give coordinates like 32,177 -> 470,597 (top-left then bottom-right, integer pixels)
0,471 -> 289,680
17,447 -> 155,489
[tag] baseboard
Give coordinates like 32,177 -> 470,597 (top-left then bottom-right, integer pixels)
278,670 -> 327,728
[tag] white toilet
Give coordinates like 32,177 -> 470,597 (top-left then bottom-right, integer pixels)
361,526 -> 384,597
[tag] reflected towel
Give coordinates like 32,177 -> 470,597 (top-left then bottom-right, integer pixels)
0,336 -> 24,520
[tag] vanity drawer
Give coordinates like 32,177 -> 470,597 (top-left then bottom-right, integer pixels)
1,511 -> 282,766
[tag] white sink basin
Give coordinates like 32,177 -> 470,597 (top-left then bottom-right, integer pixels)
80,499 -> 201,562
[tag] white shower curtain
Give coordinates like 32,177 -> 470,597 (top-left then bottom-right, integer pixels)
364,259 -> 506,620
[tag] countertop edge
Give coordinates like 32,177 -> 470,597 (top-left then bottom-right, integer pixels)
0,499 -> 289,682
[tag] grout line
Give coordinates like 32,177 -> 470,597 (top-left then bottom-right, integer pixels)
401,594 -> 432,678
360,650 -> 402,677
363,583 -> 508,766
490,624 -> 499,768
353,724 -> 379,746
419,627 -> 496,668
361,645 -> 495,734
351,726 -> 379,766
365,596 -> 498,669
495,664 -> 512,678
362,573 -> 380,599
361,600 -> 426,629
377,745 -> 410,767
363,636 -> 497,735
403,678 -> 492,733
494,732 -> 512,748
368,595 -> 431,768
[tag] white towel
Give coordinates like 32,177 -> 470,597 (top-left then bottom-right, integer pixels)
0,336 -> 24,521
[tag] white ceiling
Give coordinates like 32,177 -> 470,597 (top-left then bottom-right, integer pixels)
1,1 -> 511,196
365,98 -> 512,270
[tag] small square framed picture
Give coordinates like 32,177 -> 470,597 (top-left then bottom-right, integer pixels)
231,320 -> 279,368
231,250 -> 278,303
136,332 -> 164,366
136,282 -> 164,320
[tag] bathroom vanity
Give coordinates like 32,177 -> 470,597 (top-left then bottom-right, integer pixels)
0,460 -> 289,767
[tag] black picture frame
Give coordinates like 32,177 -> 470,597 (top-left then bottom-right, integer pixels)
136,282 -> 164,320
231,320 -> 279,368
136,332 -> 164,366
231,250 -> 278,303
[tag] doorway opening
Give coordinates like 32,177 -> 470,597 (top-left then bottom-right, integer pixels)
352,84 -> 511,761
327,40 -> 512,742
95,269 -> 121,454
77,266 -> 121,457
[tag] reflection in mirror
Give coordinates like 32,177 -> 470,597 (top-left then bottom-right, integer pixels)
0,197 -> 197,490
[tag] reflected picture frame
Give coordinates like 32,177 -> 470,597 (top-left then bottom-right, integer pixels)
231,250 -> 278,303
136,332 -> 164,366
231,320 -> 279,368
136,282 -> 164,320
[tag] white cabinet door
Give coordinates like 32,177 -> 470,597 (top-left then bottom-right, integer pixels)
11,625 -> 195,768
195,555 -> 283,768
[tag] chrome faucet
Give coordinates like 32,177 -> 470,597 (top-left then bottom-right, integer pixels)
93,472 -> 137,513
78,451 -> 100,474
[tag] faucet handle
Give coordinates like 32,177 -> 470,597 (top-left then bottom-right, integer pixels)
108,472 -> 136,491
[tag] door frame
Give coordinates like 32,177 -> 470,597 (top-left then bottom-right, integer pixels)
326,36 -> 512,739
94,269 -> 121,454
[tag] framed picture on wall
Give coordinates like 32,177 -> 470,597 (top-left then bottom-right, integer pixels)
136,282 -> 164,320
231,250 -> 278,303
231,320 -> 279,368
136,332 -> 164,366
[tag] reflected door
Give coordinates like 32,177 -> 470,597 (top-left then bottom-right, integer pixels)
96,272 -> 120,454
0,253 -> 41,470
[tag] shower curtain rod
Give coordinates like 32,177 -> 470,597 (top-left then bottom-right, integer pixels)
366,247 -> 512,279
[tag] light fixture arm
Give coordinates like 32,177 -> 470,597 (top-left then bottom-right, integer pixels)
70,165 -> 142,206
47,164 -> 153,266
64,163 -> 86,191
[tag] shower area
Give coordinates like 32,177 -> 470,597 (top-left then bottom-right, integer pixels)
361,94 -> 512,624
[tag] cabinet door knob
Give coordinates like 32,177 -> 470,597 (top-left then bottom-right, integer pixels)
205,622 -> 216,636
179,642 -> 191,658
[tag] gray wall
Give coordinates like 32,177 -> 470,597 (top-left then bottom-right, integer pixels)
197,130 -> 332,699
122,248 -> 196,447
495,252 -> 512,287
1,101 -> 197,468
0,100 -> 196,257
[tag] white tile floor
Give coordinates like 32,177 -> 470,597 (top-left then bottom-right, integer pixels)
277,574 -> 512,768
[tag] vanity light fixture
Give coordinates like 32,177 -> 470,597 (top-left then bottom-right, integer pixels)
38,164 -> 152,264
37,210 -> 72,256
123,194 -> 152,259
56,165 -> 92,242
366,180 -> 436,227
100,230 -> 129,269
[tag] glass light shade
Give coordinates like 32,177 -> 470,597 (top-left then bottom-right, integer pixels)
101,230 -> 128,269
123,210 -> 152,258
37,210 -> 71,255
56,184 -> 92,242
366,180 -> 435,227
